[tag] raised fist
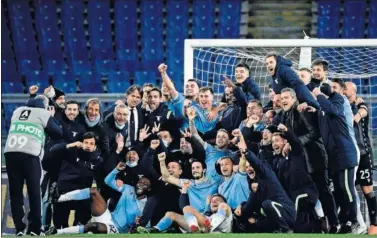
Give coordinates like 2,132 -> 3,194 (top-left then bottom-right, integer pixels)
158,63 -> 168,74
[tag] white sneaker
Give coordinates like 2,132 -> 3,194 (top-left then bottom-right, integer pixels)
16,231 -> 24,236
353,224 -> 367,235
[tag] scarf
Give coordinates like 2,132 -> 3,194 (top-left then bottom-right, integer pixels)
85,113 -> 101,128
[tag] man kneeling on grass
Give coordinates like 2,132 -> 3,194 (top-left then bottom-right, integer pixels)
137,176 -> 233,233
46,162 -> 151,235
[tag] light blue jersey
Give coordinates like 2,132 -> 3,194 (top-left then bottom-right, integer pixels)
190,102 -> 219,133
104,169 -> 146,233
180,178 -> 220,213
205,143 -> 232,182
218,172 -> 250,209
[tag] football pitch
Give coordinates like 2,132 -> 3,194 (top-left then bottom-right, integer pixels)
2,234 -> 365,238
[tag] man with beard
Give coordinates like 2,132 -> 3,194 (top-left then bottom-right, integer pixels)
158,64 -> 219,133
155,152 -> 219,213
187,108 -> 232,182
143,87 -> 178,145
138,140 -> 182,226
278,87 -> 337,233
343,82 -> 377,235
42,100 -> 85,231
203,77 -> 248,138
271,125 -> 320,233
263,110 -> 275,127
47,162 -> 152,234
142,83 -> 154,109
265,52 -> 319,109
233,132 -> 296,233
263,85 -> 275,112
29,85 -> 66,119
104,104 -> 128,151
50,132 -> 103,229
307,83 -> 359,233
239,100 -> 264,132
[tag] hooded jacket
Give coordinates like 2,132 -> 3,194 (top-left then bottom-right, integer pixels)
271,56 -> 320,109
316,93 -> 358,172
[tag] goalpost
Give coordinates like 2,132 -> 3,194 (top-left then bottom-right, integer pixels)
184,38 -> 377,140
184,38 -> 377,225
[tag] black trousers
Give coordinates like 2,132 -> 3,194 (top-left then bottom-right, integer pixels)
332,167 -> 357,224
5,152 -> 42,234
310,169 -> 340,226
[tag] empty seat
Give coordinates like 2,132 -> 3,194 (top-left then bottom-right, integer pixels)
2,59 -> 17,76
344,0 -> 367,16
78,72 -> 104,93
53,71 -> 77,93
3,103 -> 25,130
134,71 -> 157,86
218,0 -> 242,38
317,0 -> 341,16
94,59 -> 116,74
166,0 -> 189,37
107,71 -> 131,93
70,60 -> 91,75
168,70 -> 184,92
317,16 -> 340,38
118,59 -> 138,75
2,81 -> 24,93
342,15 -> 365,38
192,0 -> 215,38
26,70 -> 50,90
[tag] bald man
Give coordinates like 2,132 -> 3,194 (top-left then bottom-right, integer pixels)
344,82 -> 377,235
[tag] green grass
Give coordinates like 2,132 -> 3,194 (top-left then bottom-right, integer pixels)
1,234 -> 365,238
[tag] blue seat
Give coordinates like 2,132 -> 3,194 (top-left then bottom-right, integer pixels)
53,71 -> 76,93
192,0 -> 215,38
368,12 -> 377,38
168,70 -> 184,92
26,71 -> 50,89
94,60 -> 116,74
7,0 -> 39,60
344,0 -> 367,16
342,16 -> 365,38
70,60 -> 91,75
134,71 -> 157,85
317,16 -> 339,38
78,72 -> 104,93
218,0 -> 242,38
42,59 -> 66,74
317,0 -> 341,16
2,59 -> 17,76
107,71 -> 131,93
3,103 -> 25,130
166,0 -> 189,38
2,81 -> 24,93
118,59 -> 138,75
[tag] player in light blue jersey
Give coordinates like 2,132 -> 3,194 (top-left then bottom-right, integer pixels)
46,162 -> 151,235
217,129 -> 251,210
156,152 -> 220,213
158,63 -> 220,133
187,111 -> 232,182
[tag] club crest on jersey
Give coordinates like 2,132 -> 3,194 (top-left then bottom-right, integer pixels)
274,78 -> 279,84
156,116 -> 161,122
72,131 -> 78,137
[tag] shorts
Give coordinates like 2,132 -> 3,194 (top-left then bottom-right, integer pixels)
356,153 -> 374,186
209,213 -> 233,233
90,209 -> 119,234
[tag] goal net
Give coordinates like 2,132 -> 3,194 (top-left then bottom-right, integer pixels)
184,38 -> 377,163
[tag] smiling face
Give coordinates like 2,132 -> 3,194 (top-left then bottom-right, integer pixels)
265,56 -> 277,75
216,130 -> 229,149
262,129 -> 273,143
114,106 -> 129,126
126,150 -> 139,164
56,95 -> 66,109
246,161 -> 255,179
86,102 -> 100,122
272,134 -> 286,155
225,86 -> 236,105
185,81 -> 199,99
312,65 -> 327,82
65,103 -> 79,121
235,66 -> 250,83
264,110 -> 275,126
273,94 -> 282,112
281,91 -> 296,111
167,161 -> 182,178
191,161 -> 205,180
299,69 -> 312,85
148,90 -> 161,111
82,137 -> 96,152
126,90 -> 142,108
180,138 -> 193,154
331,82 -> 343,94
210,195 -> 225,213
268,88 -> 276,101
142,86 -> 152,105
199,90 -> 214,110
136,177 -> 151,195
220,157 -> 233,178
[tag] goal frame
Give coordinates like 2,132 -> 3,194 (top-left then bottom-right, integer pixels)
184,38 -> 377,85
